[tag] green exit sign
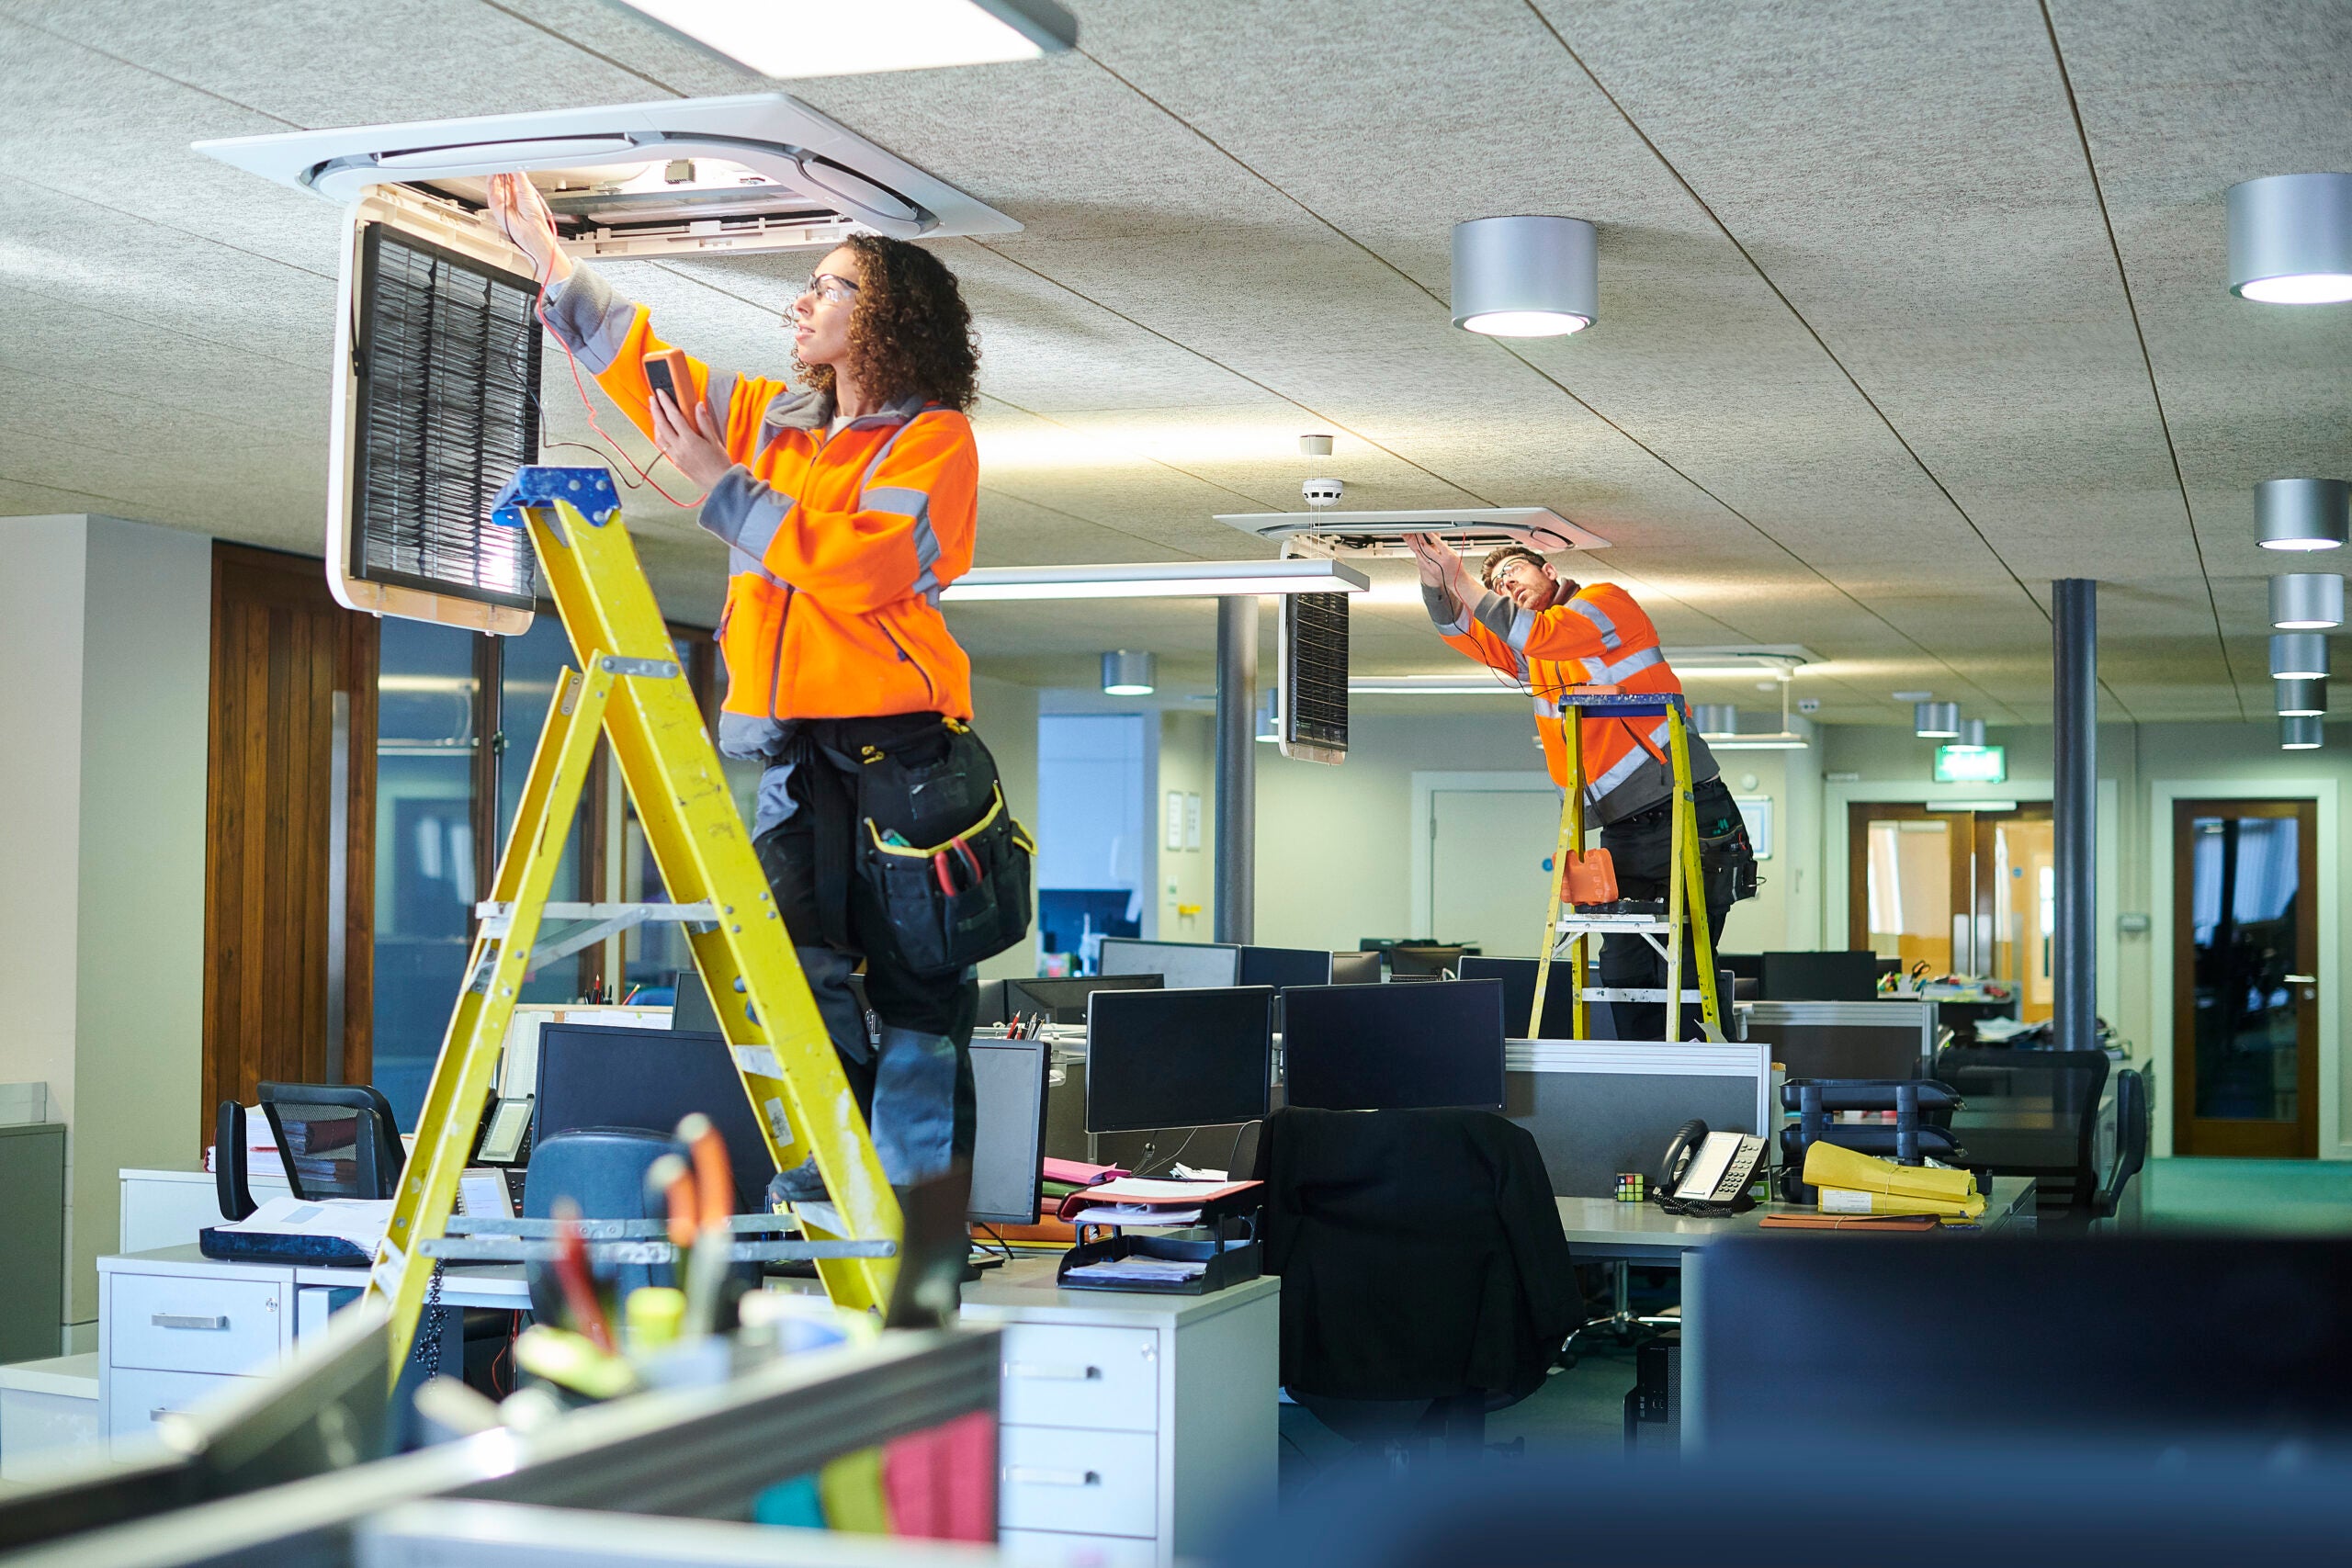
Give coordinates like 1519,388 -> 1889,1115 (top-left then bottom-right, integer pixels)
1934,744 -> 2007,784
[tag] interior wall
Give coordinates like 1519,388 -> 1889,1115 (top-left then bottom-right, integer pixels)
0,517 -> 89,1347
1155,710 -> 1216,944
971,672 -> 1039,983
72,517 -> 211,1322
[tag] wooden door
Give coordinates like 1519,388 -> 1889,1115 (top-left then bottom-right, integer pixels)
2172,799 -> 2320,1157
201,545 -> 378,1143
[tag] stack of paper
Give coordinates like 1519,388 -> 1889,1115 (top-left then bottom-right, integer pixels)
1804,1140 -> 1984,1220
215,1194 -> 392,1250
1057,1178 -> 1259,1224
1064,1257 -> 1207,1286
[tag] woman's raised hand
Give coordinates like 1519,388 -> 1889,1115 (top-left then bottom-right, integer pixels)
486,172 -> 570,287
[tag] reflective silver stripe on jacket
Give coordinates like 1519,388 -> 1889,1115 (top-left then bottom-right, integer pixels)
699,466 -> 796,559
864,484 -> 942,595
1567,597 -> 1623,652
1585,719 -> 1673,805
1578,645 -> 1664,685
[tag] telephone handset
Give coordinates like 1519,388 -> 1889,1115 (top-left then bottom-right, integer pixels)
1655,1118 -> 1766,1216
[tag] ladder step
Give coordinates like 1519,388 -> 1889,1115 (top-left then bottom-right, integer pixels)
1581,987 -> 1714,1002
475,899 -> 717,926
1557,918 -> 1674,932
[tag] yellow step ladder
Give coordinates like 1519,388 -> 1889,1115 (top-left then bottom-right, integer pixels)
1529,692 -> 1723,1043
365,467 -> 899,1375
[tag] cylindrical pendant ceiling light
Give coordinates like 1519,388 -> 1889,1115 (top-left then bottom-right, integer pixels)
2282,715 -> 2324,750
1101,649 -> 1157,695
2277,677 -> 2327,717
1914,701 -> 1961,739
1950,718 -> 1988,751
2256,478 -> 2350,551
1452,216 -> 1597,337
2271,573 -> 2346,629
2228,173 -> 2352,305
1691,704 -> 1737,735
2270,633 -> 2330,681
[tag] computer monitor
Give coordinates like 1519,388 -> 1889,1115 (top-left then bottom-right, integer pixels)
1386,944 -> 1469,979
535,1023 -> 774,1212
1099,937 -> 1243,989
1700,1235 -> 2352,1455
967,1038 -> 1050,1224
1329,950 -> 1382,987
1085,987 -> 1274,1134
1458,955 -> 1581,1039
1758,950 -> 1881,1001
1283,979 -> 1507,1112
1001,973 -> 1163,1026
1717,953 -> 1763,982
1238,944 -> 1334,991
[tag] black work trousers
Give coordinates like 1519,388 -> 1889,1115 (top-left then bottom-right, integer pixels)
751,714 -> 979,1197
1597,776 -> 1742,1042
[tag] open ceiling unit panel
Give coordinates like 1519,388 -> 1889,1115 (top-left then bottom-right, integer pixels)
196,92 -> 1021,259
324,187 -> 544,631
1216,507 -> 1611,558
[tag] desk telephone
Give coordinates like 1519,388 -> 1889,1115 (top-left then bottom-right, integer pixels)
1656,1119 -> 1765,1216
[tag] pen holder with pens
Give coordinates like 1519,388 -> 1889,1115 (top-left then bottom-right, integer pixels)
1057,1191 -> 1263,1296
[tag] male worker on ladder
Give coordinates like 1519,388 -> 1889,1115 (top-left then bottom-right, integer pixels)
490,174 -> 1023,1216
1406,534 -> 1754,1040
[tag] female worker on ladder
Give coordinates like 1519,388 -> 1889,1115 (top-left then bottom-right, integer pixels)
1405,533 -> 1754,1040
490,173 -> 1027,1214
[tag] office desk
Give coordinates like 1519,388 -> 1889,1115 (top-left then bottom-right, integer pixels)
1558,1178 -> 2036,1450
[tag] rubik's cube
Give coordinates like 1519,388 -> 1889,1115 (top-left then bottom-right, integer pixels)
1614,1172 -> 1648,1203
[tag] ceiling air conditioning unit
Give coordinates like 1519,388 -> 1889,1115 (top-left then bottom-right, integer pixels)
1215,506 -> 1611,559
194,92 -> 1020,258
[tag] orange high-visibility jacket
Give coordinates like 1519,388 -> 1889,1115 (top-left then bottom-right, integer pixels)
1425,577 -> 1719,825
543,264 -> 976,761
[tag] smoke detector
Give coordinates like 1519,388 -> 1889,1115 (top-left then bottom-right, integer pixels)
1303,477 -> 1345,508
195,92 -> 1018,258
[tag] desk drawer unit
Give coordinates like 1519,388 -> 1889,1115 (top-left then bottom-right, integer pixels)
105,1367 -> 253,1440
1000,1425 -> 1158,1539
1000,1528 -> 1162,1567
1000,1325 -> 1158,1432
109,1273 -> 284,1376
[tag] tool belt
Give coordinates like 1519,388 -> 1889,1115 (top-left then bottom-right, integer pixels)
784,715 -> 1035,977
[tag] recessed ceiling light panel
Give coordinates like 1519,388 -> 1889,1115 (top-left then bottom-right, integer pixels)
616,0 -> 1076,78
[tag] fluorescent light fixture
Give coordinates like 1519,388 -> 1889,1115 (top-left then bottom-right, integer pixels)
2272,572 -> 2345,629
1662,646 -> 1815,682
1928,799 -> 2019,813
1350,676 -> 1527,697
2271,632 -> 2330,681
2258,479 -> 2351,551
1691,704 -> 1738,736
1101,650 -> 1156,696
1705,735 -> 1812,750
613,0 -> 1077,78
2283,715 -> 2325,750
1914,701 -> 1961,739
2278,677 -> 2327,717
1214,506 -> 1610,554
1453,216 -> 1597,337
2228,173 -> 2352,305
940,558 -> 1369,602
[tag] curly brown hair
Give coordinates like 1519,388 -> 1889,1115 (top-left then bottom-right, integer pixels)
794,235 -> 980,412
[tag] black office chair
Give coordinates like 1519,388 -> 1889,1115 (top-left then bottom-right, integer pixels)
1254,1107 -> 1581,1461
2090,1067 -> 2150,1228
1387,944 -> 1470,979
1933,1046 -> 2110,1215
257,1082 -> 404,1201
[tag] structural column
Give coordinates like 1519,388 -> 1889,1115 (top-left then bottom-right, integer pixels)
2052,579 -> 2097,1053
1214,594 -> 1258,943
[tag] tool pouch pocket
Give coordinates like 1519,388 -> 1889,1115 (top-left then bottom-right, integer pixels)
859,784 -> 1036,977
1699,818 -> 1760,907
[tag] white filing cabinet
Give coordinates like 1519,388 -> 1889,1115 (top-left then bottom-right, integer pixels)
96,1248 -> 295,1450
959,1258 -> 1278,1567
119,1168 -> 291,1255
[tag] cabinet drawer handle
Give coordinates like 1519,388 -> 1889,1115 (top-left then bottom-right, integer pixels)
152,1314 -> 230,1331
1006,1361 -> 1101,1382
1006,1467 -> 1101,1488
